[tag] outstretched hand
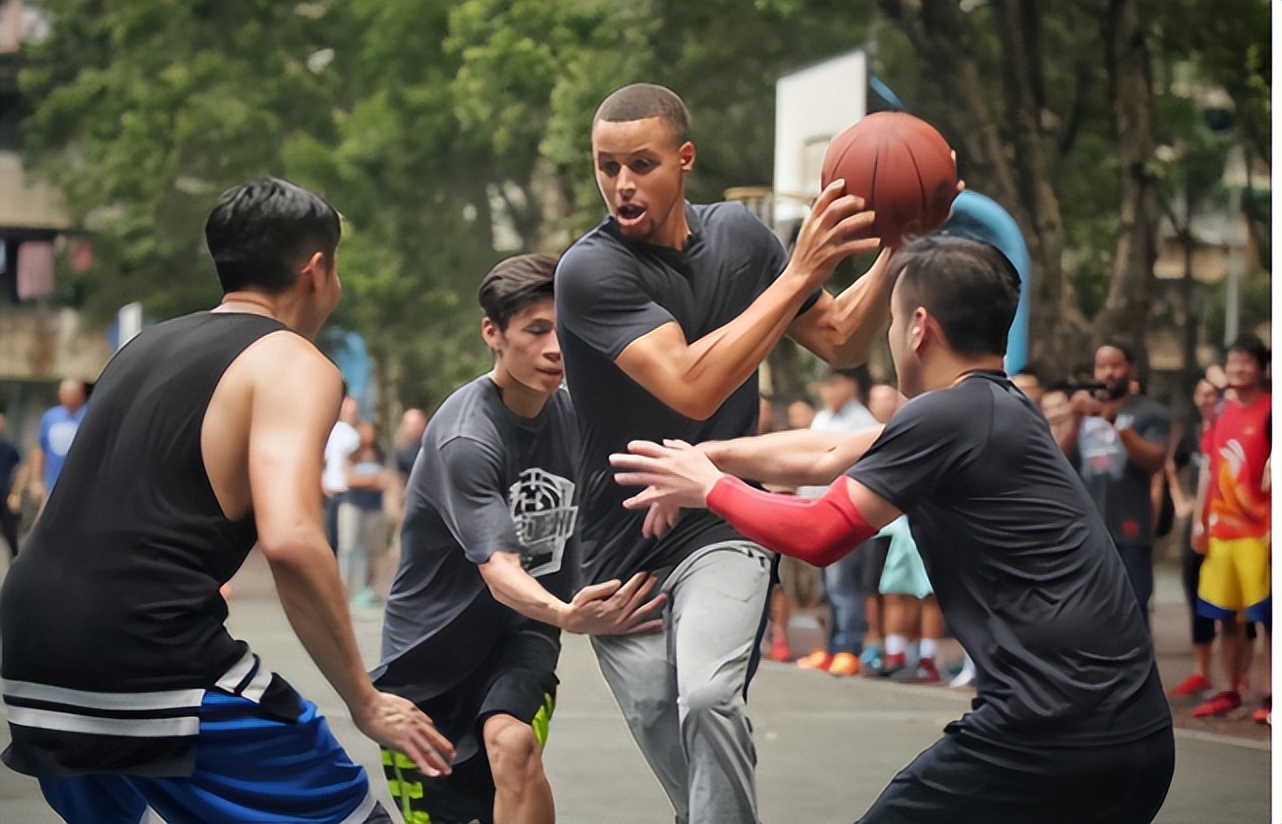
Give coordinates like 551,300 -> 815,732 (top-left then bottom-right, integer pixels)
610,439 -> 725,512
356,691 -> 456,777
563,572 -> 666,635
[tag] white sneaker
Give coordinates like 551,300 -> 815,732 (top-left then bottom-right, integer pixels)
949,656 -> 975,688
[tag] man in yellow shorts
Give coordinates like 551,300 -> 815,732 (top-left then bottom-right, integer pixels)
1193,334 -> 1271,722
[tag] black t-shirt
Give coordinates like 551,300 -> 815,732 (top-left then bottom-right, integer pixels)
556,203 -> 798,584
0,439 -> 19,498
372,376 -> 578,704
848,371 -> 1170,749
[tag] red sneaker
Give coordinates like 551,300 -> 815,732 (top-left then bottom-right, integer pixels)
1192,690 -> 1241,718
767,635 -> 794,663
1168,673 -> 1213,698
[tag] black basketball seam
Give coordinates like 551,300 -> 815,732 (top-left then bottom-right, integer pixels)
902,139 -> 929,233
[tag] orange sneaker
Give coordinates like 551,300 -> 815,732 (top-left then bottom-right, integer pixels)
828,652 -> 860,677
796,649 -> 833,671
1168,673 -> 1213,698
1253,696 -> 1271,725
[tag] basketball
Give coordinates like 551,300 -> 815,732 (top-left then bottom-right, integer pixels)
820,112 -> 958,247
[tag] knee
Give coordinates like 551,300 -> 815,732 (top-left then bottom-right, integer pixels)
681,679 -> 738,719
485,722 -> 542,789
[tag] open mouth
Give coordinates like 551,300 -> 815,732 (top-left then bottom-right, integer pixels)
617,203 -> 645,221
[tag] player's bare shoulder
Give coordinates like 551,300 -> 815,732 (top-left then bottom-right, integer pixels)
203,328 -> 341,520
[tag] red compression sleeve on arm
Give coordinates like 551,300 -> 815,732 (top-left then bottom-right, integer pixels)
706,475 -> 875,566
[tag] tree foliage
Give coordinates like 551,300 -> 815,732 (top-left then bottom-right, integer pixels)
16,0 -> 1269,411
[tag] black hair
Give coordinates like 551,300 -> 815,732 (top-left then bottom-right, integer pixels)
887,234 -> 1021,357
478,254 -> 557,331
204,177 -> 341,295
1227,333 -> 1271,372
1097,341 -> 1136,365
592,83 -> 691,144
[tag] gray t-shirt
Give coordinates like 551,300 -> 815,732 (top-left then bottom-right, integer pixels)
1072,394 -> 1170,546
556,202 -> 800,584
372,376 -> 579,702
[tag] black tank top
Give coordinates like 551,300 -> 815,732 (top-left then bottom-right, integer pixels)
1,311 -> 290,692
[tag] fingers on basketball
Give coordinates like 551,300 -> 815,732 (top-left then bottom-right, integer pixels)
821,112 -> 958,249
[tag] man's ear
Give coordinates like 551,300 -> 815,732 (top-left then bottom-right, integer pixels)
910,306 -> 931,354
679,140 -> 696,173
480,316 -> 502,354
299,251 -> 327,291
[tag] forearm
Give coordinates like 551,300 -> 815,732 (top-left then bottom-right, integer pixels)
1118,428 -> 1167,475
267,544 -> 379,715
706,474 -> 875,566
621,276 -> 820,420
702,428 -> 881,488
479,554 -> 568,630
799,249 -> 895,367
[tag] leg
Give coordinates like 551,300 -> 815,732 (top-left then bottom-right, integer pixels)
39,774 -> 149,824
483,713 -> 554,824
130,688 -> 379,824
858,726 -> 1174,824
670,544 -> 771,824
591,630 -> 689,823
1116,542 -> 1154,629
336,501 -> 367,598
822,549 -> 867,660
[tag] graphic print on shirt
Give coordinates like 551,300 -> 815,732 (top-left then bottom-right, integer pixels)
509,467 -> 577,577
1210,438 -> 1268,530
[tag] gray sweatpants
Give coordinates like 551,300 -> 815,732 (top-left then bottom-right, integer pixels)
591,542 -> 772,824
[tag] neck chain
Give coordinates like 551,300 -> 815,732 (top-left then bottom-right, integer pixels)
218,294 -> 277,317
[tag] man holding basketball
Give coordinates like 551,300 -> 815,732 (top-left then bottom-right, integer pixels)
612,235 -> 1175,824
555,82 -> 890,824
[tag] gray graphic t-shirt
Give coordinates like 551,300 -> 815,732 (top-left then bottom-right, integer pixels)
1073,395 -> 1170,546
372,376 -> 579,702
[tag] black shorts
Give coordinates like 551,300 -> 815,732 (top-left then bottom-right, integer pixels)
856,535 -> 891,593
381,630 -> 559,824
857,724 -> 1175,824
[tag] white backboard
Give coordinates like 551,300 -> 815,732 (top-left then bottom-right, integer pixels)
773,50 -> 866,231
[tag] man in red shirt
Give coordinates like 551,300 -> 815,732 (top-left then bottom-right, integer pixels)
1192,334 -> 1271,722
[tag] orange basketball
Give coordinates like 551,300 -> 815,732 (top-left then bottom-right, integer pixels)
820,112 -> 958,247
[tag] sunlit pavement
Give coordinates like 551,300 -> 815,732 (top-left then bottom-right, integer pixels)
1,549 -> 1271,823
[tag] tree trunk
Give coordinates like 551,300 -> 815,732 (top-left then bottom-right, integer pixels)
1093,0 -> 1160,368
879,0 -> 1090,378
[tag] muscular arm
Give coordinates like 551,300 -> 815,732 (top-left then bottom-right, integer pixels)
610,440 -> 900,565
479,552 -> 663,635
614,184 -> 879,420
787,248 -> 895,368
242,335 -> 453,773
699,426 -> 882,488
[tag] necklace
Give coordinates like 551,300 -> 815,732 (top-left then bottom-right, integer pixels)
217,295 -> 277,317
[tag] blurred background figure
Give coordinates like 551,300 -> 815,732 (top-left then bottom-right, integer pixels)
338,421 -> 391,608
1166,376 -> 1224,701
795,367 -> 879,677
322,395 -> 361,553
0,412 -> 21,559
1010,365 -> 1045,406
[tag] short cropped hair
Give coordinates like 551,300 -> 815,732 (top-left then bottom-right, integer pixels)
205,178 -> 341,295
592,83 -> 691,144
1227,333 -> 1271,371
1097,341 -> 1136,365
888,235 -> 1021,358
478,254 -> 557,331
